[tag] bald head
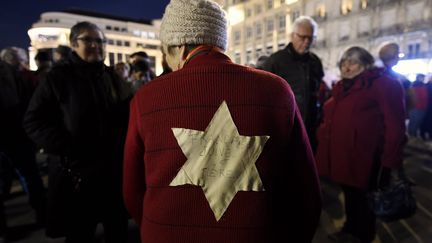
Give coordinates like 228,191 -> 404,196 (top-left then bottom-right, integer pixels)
379,42 -> 400,68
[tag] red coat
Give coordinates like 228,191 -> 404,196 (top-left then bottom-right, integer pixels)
123,51 -> 321,243
316,68 -> 406,189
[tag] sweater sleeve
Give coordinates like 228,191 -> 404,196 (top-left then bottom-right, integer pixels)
23,76 -> 73,155
123,97 -> 145,226
376,77 -> 406,168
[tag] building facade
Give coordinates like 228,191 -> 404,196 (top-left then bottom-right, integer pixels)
224,0 -> 432,81
27,10 -> 163,75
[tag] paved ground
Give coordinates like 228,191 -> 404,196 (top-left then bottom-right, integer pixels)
313,137 -> 432,243
3,138 -> 432,242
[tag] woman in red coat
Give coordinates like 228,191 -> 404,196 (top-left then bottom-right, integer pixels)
316,46 -> 406,243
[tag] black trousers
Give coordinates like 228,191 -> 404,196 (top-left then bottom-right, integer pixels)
341,185 -> 376,243
64,209 -> 128,243
0,147 -> 46,235
63,180 -> 128,243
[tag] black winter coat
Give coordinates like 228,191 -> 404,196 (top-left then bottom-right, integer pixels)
262,43 -> 324,132
23,53 -> 132,237
0,61 -> 34,151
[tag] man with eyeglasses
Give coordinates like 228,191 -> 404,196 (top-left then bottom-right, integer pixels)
263,16 -> 324,152
24,21 -> 132,243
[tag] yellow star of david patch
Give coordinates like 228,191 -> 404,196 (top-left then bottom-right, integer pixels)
170,101 -> 269,221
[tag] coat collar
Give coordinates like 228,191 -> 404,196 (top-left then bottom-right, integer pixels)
332,68 -> 385,99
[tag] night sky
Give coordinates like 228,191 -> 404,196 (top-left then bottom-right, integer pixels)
0,0 -> 171,50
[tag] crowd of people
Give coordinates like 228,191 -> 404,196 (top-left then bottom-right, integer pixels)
0,0 -> 432,243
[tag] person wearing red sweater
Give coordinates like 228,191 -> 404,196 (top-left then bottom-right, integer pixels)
316,47 -> 406,243
123,0 -> 322,242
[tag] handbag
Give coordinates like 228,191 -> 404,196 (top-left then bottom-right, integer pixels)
368,168 -> 417,222
46,155 -> 82,238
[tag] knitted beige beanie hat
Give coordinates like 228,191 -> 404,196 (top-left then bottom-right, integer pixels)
159,0 -> 228,51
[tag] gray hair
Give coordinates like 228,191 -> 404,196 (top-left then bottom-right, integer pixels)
0,47 -> 28,65
339,46 -> 375,70
292,16 -> 318,36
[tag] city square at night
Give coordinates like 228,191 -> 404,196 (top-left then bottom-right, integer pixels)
1,0 -> 432,242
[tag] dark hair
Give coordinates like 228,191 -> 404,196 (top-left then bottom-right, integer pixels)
69,21 -> 104,45
55,45 -> 72,58
35,50 -> 52,62
416,73 -> 425,80
130,51 -> 149,59
131,60 -> 149,73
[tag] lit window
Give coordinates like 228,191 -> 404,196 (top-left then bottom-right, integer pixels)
360,0 -> 368,9
234,30 -> 241,42
317,4 -> 326,18
246,26 -> 253,38
266,44 -> 273,54
278,42 -> 285,50
279,15 -> 286,30
267,19 -> 274,32
246,8 -> 252,17
148,32 -> 156,39
291,10 -> 300,22
267,0 -> 273,10
341,0 -> 353,15
256,23 -> 262,37
227,6 -> 245,25
408,43 -> 421,58
255,48 -> 262,59
235,52 -> 241,64
255,4 -> 262,15
109,52 -> 115,66
246,50 -> 252,64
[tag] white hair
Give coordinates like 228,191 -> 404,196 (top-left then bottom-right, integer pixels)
292,16 -> 318,36
0,47 -> 28,65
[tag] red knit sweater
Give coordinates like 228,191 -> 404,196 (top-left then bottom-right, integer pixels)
123,51 -> 321,243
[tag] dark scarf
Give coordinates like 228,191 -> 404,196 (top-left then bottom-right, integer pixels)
286,43 -> 311,62
69,52 -> 131,108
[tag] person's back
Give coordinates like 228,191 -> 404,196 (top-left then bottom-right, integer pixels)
407,75 -> 428,137
421,80 -> 432,138
126,49 -> 321,243
410,81 -> 428,110
123,1 -> 321,243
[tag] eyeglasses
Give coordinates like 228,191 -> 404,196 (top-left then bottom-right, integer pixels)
76,37 -> 107,45
294,32 -> 315,42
